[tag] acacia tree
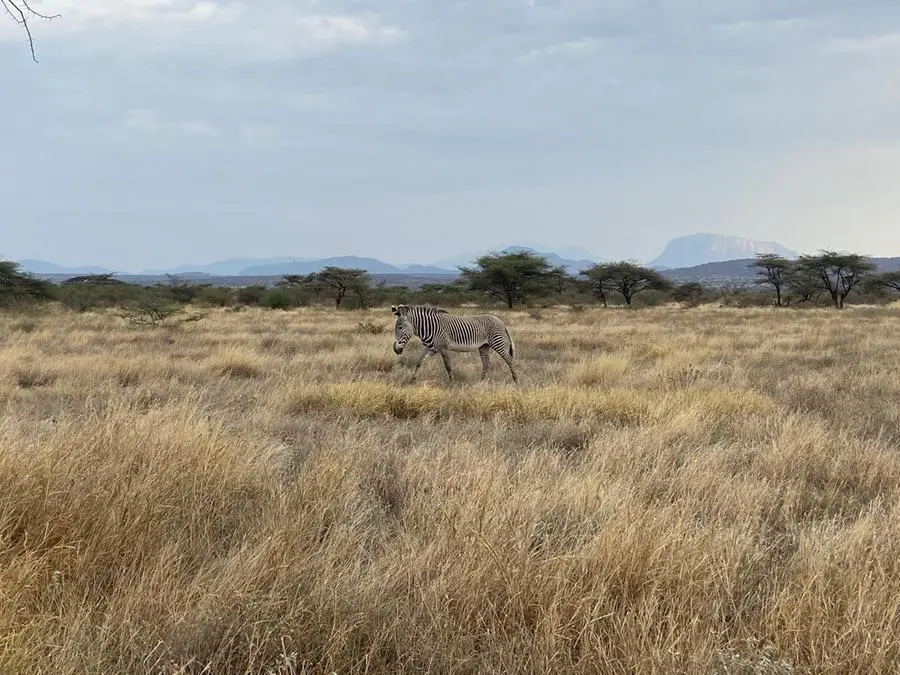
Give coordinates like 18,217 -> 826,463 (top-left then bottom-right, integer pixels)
865,271 -> 900,296
581,261 -> 671,306
0,260 -> 52,306
785,266 -> 821,305
313,267 -> 370,309
750,253 -> 792,307
3,0 -> 60,62
794,250 -> 876,309
459,251 -> 566,309
278,273 -> 327,304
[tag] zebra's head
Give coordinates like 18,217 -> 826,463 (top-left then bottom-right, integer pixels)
391,305 -> 413,354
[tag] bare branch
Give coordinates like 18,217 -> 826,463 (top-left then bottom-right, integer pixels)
2,0 -> 61,63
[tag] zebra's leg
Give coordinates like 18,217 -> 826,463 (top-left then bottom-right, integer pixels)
478,345 -> 491,380
438,350 -> 454,382
495,346 -> 518,384
410,348 -> 436,380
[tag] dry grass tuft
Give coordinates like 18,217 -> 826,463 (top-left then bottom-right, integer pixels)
208,347 -> 268,379
12,365 -> 57,389
1,304 -> 899,672
568,353 -> 631,386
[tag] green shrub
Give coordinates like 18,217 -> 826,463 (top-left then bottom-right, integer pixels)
55,282 -> 149,312
0,261 -> 53,308
671,282 -> 708,307
196,286 -> 234,307
263,288 -> 295,310
236,285 -> 267,306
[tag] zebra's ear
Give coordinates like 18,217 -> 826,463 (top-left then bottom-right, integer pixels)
391,305 -> 398,315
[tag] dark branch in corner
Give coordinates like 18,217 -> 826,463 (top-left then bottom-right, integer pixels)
2,0 -> 60,63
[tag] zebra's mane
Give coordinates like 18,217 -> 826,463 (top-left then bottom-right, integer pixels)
416,305 -> 448,314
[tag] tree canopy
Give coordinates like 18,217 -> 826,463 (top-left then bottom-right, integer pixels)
581,261 -> 671,306
750,253 -> 792,307
865,271 -> 900,295
458,251 -> 566,309
313,267 -> 371,308
0,260 -> 52,306
794,251 -> 876,309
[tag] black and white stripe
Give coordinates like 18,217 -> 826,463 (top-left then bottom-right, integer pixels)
391,304 -> 518,383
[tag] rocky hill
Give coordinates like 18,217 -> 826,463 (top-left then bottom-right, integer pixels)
649,234 -> 797,270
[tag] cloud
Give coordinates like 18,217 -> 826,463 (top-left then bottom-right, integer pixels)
239,123 -> 278,145
716,17 -> 806,34
516,38 -> 599,64
122,108 -> 217,137
827,31 -> 900,54
4,0 -> 900,268
1,1 -> 406,61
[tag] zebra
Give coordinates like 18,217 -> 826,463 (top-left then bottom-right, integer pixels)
391,304 -> 518,383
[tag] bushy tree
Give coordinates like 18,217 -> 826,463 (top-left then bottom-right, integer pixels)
750,253 -> 792,306
459,251 -> 567,309
581,261 -> 672,306
313,267 -> 371,308
794,250 -> 876,309
263,288 -> 295,310
195,286 -> 234,307
157,275 -> 208,304
784,267 -> 821,305
865,271 -> 900,296
0,260 -> 53,307
236,285 -> 267,306
55,274 -> 149,312
62,273 -> 122,286
671,282 -> 707,306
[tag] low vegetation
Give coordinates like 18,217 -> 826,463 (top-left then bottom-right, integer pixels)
1,302 -> 899,672
4,249 -> 898,316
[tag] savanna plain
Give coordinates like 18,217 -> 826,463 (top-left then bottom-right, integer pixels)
2,302 -> 900,674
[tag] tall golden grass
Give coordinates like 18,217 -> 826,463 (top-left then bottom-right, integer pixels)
1,303 -> 900,673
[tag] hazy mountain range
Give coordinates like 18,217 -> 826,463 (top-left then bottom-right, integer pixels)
649,234 -> 798,269
16,245 -> 602,277
15,233 -> 897,282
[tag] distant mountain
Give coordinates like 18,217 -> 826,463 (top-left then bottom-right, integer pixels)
400,264 -> 461,275
649,234 -> 797,270
870,257 -> 900,273
660,255 -> 900,285
510,241 -> 598,262
660,258 -> 763,283
498,246 -> 597,275
239,256 -> 458,276
430,243 -> 599,273
140,257 -> 312,276
17,259 -> 118,275
429,251 -> 479,270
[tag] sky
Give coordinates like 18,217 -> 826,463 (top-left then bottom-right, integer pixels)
2,0 -> 900,271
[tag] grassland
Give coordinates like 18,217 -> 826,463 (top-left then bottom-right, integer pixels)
1,302 -> 899,673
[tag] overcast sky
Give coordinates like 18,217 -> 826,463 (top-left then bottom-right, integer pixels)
2,0 -> 900,271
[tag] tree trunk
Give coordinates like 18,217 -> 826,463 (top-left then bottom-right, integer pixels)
775,286 -> 782,307
506,292 -> 514,309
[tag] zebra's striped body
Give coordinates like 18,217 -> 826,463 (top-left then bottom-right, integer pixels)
391,304 -> 518,383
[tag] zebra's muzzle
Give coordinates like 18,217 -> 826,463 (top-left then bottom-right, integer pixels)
392,342 -> 403,355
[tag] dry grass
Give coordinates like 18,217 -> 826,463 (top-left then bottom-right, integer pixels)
1,303 -> 900,673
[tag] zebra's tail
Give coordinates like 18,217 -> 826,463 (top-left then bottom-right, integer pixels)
506,326 -> 515,359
